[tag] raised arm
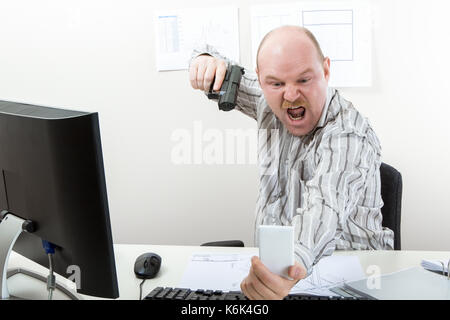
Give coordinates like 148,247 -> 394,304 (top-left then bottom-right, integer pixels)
189,45 -> 262,120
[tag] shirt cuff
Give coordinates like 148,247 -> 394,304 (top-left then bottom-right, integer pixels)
189,44 -> 232,69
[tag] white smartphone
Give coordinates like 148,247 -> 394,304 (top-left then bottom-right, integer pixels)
258,225 -> 294,279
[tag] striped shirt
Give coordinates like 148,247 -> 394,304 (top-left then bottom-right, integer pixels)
192,46 -> 394,276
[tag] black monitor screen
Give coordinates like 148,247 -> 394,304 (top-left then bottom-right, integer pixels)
0,100 -> 119,299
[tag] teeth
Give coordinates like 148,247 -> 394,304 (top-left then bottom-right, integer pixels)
287,106 -> 305,120
288,113 -> 304,120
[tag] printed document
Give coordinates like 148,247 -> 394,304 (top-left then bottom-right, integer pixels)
250,1 -> 372,86
155,7 -> 240,71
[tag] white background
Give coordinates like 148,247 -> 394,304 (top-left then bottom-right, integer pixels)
0,0 -> 449,251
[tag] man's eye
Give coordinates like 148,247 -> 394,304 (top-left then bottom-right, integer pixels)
272,83 -> 282,87
299,78 -> 310,84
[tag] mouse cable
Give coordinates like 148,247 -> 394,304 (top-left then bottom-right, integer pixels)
139,278 -> 146,300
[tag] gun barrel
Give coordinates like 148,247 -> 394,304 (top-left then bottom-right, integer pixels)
218,65 -> 244,111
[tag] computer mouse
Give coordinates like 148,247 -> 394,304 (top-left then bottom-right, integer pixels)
134,252 -> 162,279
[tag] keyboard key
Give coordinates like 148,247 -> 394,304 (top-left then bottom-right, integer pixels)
145,287 -> 163,299
204,290 -> 213,296
165,288 -> 180,300
185,292 -> 199,300
175,289 -> 190,300
155,287 -> 172,299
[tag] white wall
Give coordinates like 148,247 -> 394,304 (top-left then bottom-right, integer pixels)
0,0 -> 449,251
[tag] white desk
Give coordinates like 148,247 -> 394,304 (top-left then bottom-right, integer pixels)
6,244 -> 450,300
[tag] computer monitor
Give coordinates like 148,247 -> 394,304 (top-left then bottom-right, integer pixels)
0,100 -> 119,299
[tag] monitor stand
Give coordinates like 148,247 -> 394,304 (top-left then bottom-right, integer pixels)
0,211 -> 80,300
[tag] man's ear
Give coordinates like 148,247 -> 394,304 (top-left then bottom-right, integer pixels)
255,67 -> 261,85
323,57 -> 331,82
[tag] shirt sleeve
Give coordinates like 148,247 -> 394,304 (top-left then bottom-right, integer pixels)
292,129 -> 382,276
190,44 -> 261,120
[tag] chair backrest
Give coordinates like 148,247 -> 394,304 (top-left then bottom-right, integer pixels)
379,162 -> 403,250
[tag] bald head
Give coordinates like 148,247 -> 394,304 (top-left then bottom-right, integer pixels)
256,26 -> 324,70
254,25 -> 330,137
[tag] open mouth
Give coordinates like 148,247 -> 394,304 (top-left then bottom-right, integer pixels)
287,106 -> 305,121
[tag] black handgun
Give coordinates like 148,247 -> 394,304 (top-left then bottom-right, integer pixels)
207,65 -> 245,111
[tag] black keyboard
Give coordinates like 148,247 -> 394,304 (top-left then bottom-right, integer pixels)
144,286 -> 365,300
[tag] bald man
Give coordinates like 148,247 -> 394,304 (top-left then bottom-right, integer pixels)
189,26 -> 394,300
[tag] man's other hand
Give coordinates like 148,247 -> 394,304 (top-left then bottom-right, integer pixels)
240,256 -> 307,300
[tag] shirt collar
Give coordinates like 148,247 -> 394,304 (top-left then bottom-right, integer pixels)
315,87 -> 336,130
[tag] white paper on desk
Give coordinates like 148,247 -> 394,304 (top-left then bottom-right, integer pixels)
291,255 -> 366,296
154,7 -> 240,71
250,1 -> 372,87
179,253 -> 253,291
179,253 -> 366,296
421,259 -> 450,274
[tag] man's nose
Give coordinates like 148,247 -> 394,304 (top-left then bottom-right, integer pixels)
283,85 -> 301,104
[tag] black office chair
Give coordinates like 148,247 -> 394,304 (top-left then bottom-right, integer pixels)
201,240 -> 245,247
202,162 -> 402,250
379,162 -> 402,250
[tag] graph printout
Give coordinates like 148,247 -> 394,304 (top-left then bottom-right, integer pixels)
155,7 -> 240,71
251,1 -> 372,87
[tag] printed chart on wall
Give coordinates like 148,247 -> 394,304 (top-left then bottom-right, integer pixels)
251,1 -> 372,87
155,7 -> 240,71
